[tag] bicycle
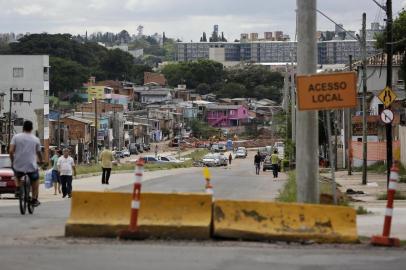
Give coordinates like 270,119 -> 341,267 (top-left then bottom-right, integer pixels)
19,174 -> 35,215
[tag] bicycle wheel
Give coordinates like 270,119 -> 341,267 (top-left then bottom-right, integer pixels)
19,179 -> 26,215
27,178 -> 34,214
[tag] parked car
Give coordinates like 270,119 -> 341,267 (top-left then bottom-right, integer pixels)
211,144 -> 220,152
122,148 -> 130,157
218,153 -> 228,166
129,143 -> 139,155
0,154 -> 16,196
262,156 -> 273,171
142,156 -> 164,164
237,147 -> 248,157
202,154 -> 221,167
235,149 -> 247,159
142,143 -> 151,151
135,143 -> 144,153
114,151 -> 124,159
159,156 -> 183,163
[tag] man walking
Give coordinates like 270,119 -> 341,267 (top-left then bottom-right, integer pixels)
271,150 -> 280,178
57,148 -> 76,198
100,146 -> 113,185
254,151 -> 261,175
51,149 -> 62,195
228,153 -> 232,165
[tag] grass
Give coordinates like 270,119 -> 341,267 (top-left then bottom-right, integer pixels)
73,149 -> 209,176
276,172 -> 297,202
377,191 -> 406,200
352,161 -> 406,176
277,171 -> 349,205
356,206 -> 372,215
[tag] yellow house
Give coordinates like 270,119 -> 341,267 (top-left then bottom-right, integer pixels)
87,86 -> 112,101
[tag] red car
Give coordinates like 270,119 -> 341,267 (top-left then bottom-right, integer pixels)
0,154 -> 16,196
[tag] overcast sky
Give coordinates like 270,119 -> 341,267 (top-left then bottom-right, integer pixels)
0,0 -> 405,41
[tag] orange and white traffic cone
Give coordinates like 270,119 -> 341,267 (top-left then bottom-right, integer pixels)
119,158 -> 146,240
370,162 -> 401,247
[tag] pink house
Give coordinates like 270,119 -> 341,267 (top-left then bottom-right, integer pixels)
206,105 -> 249,127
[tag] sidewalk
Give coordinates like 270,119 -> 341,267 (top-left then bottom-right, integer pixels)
326,170 -> 406,239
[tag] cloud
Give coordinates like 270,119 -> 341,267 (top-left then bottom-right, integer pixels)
0,0 -> 404,41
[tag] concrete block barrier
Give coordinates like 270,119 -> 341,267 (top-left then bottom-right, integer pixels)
213,200 -> 358,243
65,191 -> 212,239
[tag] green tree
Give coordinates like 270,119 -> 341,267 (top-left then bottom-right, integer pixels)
100,49 -> 134,80
50,57 -> 90,96
196,83 -> 211,95
216,82 -> 247,98
376,10 -> 406,85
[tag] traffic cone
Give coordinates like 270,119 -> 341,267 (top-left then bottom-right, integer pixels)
370,162 -> 401,247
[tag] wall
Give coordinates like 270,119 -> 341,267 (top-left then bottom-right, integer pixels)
0,55 -> 48,140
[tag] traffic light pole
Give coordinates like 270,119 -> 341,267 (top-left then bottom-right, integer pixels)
296,0 -> 319,203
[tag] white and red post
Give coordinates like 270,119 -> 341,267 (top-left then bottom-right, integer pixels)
129,158 -> 144,231
371,162 -> 400,247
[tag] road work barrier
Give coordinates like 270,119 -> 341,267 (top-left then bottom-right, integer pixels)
65,191 -> 212,239
213,200 -> 358,243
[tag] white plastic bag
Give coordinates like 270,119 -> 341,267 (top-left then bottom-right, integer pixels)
44,169 -> 53,189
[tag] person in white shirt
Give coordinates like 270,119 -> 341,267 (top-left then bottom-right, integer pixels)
57,148 -> 76,198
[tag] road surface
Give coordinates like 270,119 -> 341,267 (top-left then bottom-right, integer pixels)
1,152 -> 405,270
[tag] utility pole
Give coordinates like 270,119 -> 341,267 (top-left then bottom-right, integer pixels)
326,111 -> 337,204
385,0 -> 393,185
94,98 -> 98,163
346,55 -> 353,175
290,53 -> 296,160
361,13 -> 368,185
296,0 -> 319,203
7,88 -> 33,152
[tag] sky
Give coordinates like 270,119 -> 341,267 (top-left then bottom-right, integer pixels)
0,0 -> 405,41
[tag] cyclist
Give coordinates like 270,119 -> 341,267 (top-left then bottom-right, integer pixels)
9,120 -> 43,207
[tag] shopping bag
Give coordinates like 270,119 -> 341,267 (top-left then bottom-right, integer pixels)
44,169 -> 53,189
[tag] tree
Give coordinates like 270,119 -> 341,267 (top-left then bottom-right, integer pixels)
216,83 -> 247,98
376,10 -> 406,86
196,83 -> 211,95
50,57 -> 90,96
100,49 -> 134,80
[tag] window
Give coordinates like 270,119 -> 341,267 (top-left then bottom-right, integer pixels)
13,67 -> 24,78
43,67 -> 49,81
12,93 -> 24,102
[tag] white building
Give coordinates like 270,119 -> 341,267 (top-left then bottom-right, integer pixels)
0,55 -> 49,143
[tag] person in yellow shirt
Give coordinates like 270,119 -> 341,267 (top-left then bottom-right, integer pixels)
100,146 -> 114,185
270,150 -> 280,178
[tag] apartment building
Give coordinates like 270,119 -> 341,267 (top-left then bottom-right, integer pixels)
0,55 -> 49,145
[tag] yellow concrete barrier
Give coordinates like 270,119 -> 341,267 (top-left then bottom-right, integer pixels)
213,200 -> 358,243
65,191 -> 212,239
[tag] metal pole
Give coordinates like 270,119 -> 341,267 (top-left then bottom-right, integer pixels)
7,88 -> 12,152
94,98 -> 98,163
385,0 -> 393,186
296,0 -> 319,203
361,13 -> 368,185
326,111 -> 337,204
291,53 -> 296,149
347,55 -> 353,175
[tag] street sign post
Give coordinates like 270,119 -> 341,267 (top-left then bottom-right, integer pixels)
380,109 -> 394,124
296,72 -> 357,111
378,86 -> 397,108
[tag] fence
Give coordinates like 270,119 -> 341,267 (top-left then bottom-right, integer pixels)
351,141 -> 400,161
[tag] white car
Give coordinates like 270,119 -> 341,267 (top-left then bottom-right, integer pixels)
159,156 -> 183,163
122,149 -> 130,157
202,154 -> 221,167
235,149 -> 247,158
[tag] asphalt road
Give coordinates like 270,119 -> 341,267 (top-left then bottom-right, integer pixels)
1,153 -> 405,270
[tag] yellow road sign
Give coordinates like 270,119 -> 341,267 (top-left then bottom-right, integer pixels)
378,86 -> 397,108
203,167 -> 211,179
